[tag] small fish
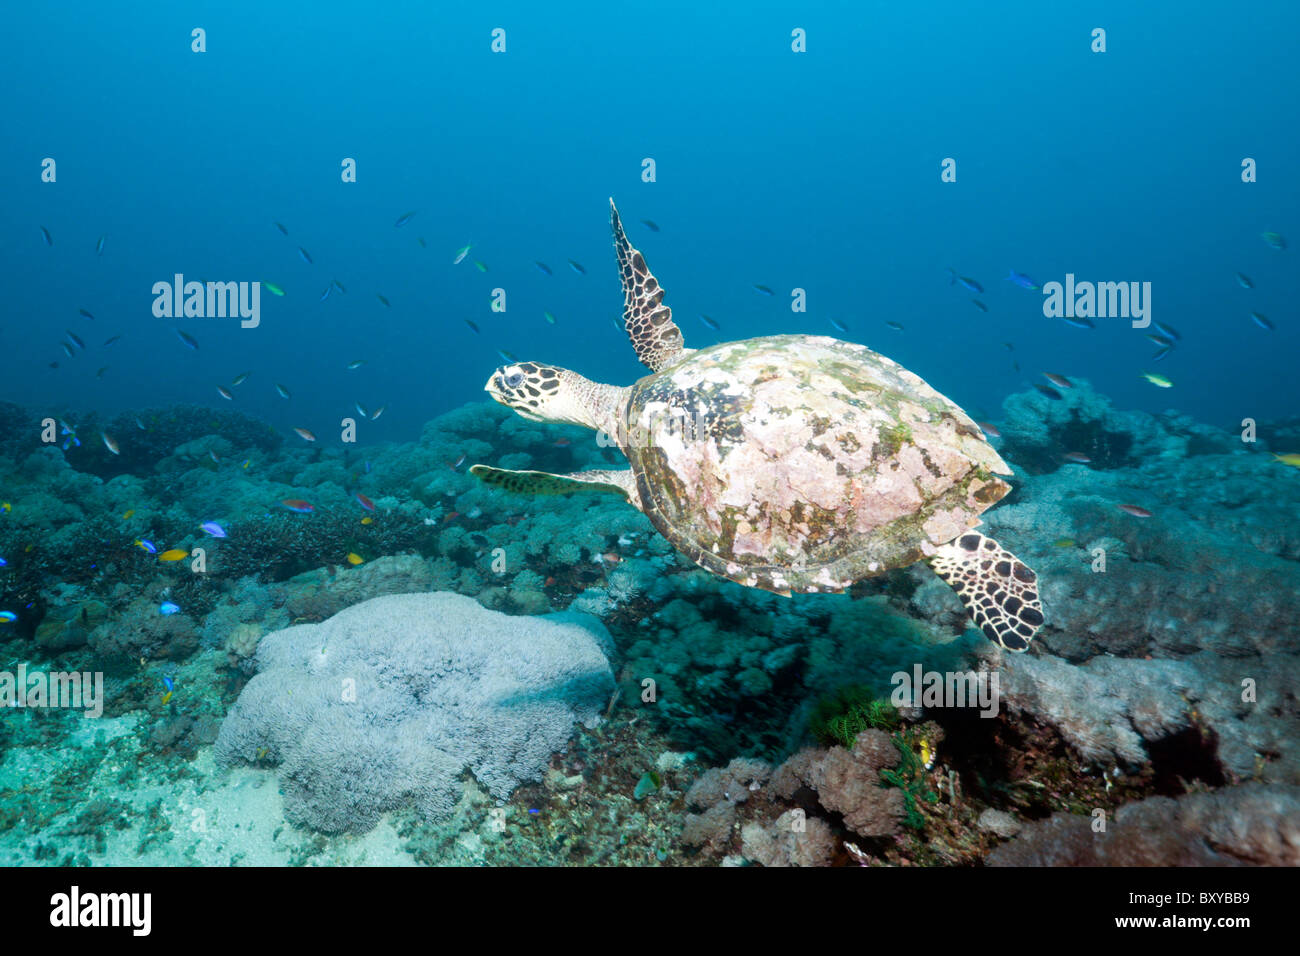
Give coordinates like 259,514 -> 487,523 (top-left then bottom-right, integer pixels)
1236,272 -> 1254,289
39,226 -> 52,246
1059,316 -> 1096,330
543,311 -> 557,325
376,294 -> 390,307
208,449 -> 220,464
971,299 -> 988,313
355,401 -> 368,418
361,516 -> 373,525
95,366 -> 109,379
976,421 -> 1001,438
354,492 -> 376,512
161,690 -> 173,705
1261,232 -> 1287,251
1151,345 -> 1174,363
332,279 -> 347,294
216,385 -> 233,400
464,319 -> 480,334
1271,453 -> 1300,468
449,453 -> 468,471
371,406 -> 385,420
1034,384 -> 1063,400
885,321 -> 904,332
394,210 -> 417,228
1145,333 -> 1174,347
699,314 -> 721,331
567,259 -> 586,275
417,237 -> 426,248
135,538 -> 158,554
534,261 -> 553,276
347,359 -> 367,370
96,235 -> 106,255
320,285 -> 331,301
0,503 -> 9,513
1141,372 -> 1173,388
273,221 -> 289,236
496,348 -> 519,363
101,432 -> 120,455
262,281 -> 285,297
552,437 -> 572,448
1153,320 -> 1181,341
1062,451 -> 1091,463
102,335 -> 121,346
231,372 -> 250,386
199,521 -> 227,538
947,269 -> 983,293
297,246 -> 313,265
443,511 -> 461,524
176,329 -> 200,350
280,499 -> 314,513
753,284 -> 774,296
453,243 -> 472,265
275,383 -> 291,399
641,219 -> 659,232
473,261 -> 488,273
1004,270 -> 1040,290
122,509 -> 135,520
1250,312 -> 1275,331
79,308 -> 95,321
158,549 -> 187,562
1052,537 -> 1076,548
293,427 -> 316,442
159,601 -> 181,615
0,611 -> 16,624
1043,373 -> 1073,389
163,676 -> 174,693
828,317 -> 848,333
66,331 -> 86,350
1002,342 -> 1015,351
241,459 -> 250,469
346,552 -> 364,566
1118,504 -> 1152,518
61,342 -> 74,358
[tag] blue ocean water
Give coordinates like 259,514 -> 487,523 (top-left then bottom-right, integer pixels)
5,2 -> 1297,434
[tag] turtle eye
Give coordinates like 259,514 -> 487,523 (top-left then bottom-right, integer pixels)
505,372 -> 525,388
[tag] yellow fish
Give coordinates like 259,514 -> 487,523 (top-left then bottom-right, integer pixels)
1053,537 -> 1076,548
160,690 -> 173,706
346,552 -> 364,565
1272,453 -> 1300,468
122,509 -> 135,520
158,549 -> 188,561
1141,372 -> 1173,388
919,738 -> 936,770
360,516 -> 373,525
1,502 -> 10,513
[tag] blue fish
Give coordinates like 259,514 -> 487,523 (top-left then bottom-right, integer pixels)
1058,316 -> 1095,330
1153,320 -> 1181,341
1250,312 -> 1275,331
567,259 -> 586,275
159,601 -> 180,615
199,521 -> 227,538
1005,270 -> 1040,290
829,317 -> 848,333
298,246 -> 313,265
39,226 -> 52,246
534,261 -> 553,276
320,285 -> 331,301
1151,345 -> 1173,362
698,314 -> 720,331
394,210 -> 417,227
273,221 -> 289,236
0,611 -> 16,624
753,284 -> 774,296
0,558 -> 7,567
96,235 -> 106,255
162,676 -> 174,692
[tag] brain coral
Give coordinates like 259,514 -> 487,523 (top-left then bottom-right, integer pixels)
215,592 -> 614,833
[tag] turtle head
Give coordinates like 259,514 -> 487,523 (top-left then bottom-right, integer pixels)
484,362 -> 568,424
483,362 -> 624,436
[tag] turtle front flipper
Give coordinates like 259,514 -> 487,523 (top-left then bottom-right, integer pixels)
471,465 -> 642,509
928,533 -> 1044,651
610,198 -> 688,372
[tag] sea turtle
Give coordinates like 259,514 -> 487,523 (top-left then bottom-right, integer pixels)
471,200 -> 1044,650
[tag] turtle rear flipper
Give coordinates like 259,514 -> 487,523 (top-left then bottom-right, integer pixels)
610,198 -> 689,372
471,465 -> 641,508
928,532 -> 1043,651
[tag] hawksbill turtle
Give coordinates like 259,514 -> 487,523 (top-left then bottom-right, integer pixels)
471,200 -> 1044,650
